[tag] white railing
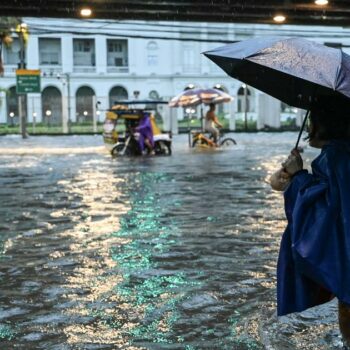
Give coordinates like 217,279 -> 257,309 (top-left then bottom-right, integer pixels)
106,66 -> 129,73
3,65 -> 17,75
41,66 -> 63,77
182,65 -> 201,74
73,66 -> 96,73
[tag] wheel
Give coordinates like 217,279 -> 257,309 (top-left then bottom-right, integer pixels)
192,137 -> 209,148
111,143 -> 125,156
219,137 -> 237,147
154,141 -> 172,155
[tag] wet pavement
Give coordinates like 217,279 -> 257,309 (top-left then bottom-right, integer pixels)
0,133 -> 343,349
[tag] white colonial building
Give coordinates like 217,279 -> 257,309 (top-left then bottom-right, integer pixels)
1,18 -> 350,132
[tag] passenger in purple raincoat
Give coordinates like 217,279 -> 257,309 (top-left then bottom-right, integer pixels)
135,112 -> 154,154
270,99 -> 350,348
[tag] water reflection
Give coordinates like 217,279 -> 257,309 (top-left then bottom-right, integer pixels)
0,134 -> 342,349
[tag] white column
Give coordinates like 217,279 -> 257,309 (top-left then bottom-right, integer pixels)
0,92 -> 6,123
296,108 -> 306,127
162,105 -> 178,134
229,102 -> 236,130
27,37 -> 39,69
61,36 -> 73,73
92,95 -> 97,133
62,94 -> 68,133
95,36 -> 107,74
257,94 -> 281,129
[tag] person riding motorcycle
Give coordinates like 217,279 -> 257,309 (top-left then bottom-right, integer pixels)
134,112 -> 155,154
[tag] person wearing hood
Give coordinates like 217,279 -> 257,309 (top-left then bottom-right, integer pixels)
135,112 -> 155,155
270,97 -> 350,348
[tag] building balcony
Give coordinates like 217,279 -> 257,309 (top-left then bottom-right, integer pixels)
182,65 -> 201,74
4,65 -> 17,76
106,66 -> 129,73
73,66 -> 96,73
41,66 -> 63,77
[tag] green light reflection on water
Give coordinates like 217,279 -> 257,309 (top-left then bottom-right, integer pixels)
103,171 -> 262,349
107,172 -> 202,347
0,323 -> 17,341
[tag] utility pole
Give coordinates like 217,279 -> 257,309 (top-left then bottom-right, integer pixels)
18,23 -> 27,139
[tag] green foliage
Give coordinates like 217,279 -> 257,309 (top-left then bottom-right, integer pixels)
0,17 -> 20,38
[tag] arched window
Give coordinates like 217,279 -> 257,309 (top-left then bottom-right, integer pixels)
147,41 -> 158,66
237,86 -> 251,113
42,86 -> 62,125
148,90 -> 160,100
6,86 -> 22,125
109,86 -> 128,107
76,86 -> 95,122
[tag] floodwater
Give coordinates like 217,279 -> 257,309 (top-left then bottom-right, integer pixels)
0,133 -> 343,350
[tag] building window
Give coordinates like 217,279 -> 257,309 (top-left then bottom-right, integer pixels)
42,86 -> 62,125
6,86 -> 22,125
237,86 -> 251,113
76,86 -> 95,122
107,39 -> 128,67
39,38 -> 61,65
3,38 -> 20,65
149,90 -> 160,100
147,41 -> 158,66
109,86 -> 128,107
73,39 -> 95,66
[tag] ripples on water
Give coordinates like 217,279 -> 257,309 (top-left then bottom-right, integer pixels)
0,134 -> 343,349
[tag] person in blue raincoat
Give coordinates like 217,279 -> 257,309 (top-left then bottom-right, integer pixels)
270,99 -> 350,348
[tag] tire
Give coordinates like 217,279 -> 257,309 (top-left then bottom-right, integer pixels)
192,137 -> 209,148
219,137 -> 237,147
154,141 -> 172,155
111,143 -> 125,156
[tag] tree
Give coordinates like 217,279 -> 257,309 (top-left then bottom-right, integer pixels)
0,17 -> 21,76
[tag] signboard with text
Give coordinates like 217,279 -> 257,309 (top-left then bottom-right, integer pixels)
16,69 -> 41,94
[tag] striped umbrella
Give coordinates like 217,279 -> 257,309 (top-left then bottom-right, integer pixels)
169,88 -> 233,107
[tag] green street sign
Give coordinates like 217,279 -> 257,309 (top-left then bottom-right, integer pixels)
16,69 -> 41,94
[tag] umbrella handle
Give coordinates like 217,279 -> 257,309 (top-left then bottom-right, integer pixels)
294,110 -> 310,150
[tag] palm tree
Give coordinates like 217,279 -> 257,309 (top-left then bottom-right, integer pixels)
0,17 -> 21,76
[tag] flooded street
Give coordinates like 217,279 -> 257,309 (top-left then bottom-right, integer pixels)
0,133 -> 342,349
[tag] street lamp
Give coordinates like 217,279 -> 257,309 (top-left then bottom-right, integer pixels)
185,107 -> 196,146
9,112 -> 15,126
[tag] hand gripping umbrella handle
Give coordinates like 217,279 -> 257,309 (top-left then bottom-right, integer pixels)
294,110 -> 310,150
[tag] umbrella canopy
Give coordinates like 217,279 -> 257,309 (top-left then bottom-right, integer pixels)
169,88 -> 233,107
204,37 -> 350,110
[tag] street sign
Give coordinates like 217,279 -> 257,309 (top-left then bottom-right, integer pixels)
16,69 -> 41,94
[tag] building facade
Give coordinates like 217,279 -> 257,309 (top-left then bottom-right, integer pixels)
1,18 -> 349,132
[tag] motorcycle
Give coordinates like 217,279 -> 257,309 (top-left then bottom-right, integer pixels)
103,101 -> 172,156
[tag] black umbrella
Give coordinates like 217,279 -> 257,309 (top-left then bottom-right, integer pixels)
204,37 -> 350,147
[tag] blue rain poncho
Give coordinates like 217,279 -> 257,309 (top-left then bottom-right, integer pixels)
277,140 -> 350,316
